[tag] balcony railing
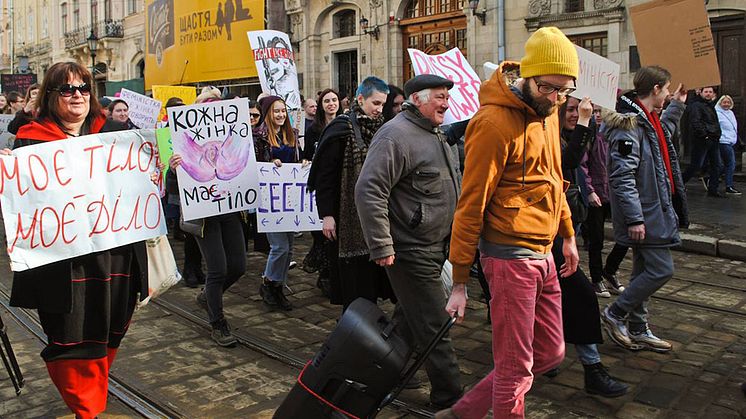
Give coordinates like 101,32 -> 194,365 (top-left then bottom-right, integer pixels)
64,19 -> 124,50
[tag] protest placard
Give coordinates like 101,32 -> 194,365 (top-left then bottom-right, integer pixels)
168,98 -> 259,221
407,48 -> 482,124
119,88 -> 162,129
630,0 -> 720,89
0,130 -> 166,271
1,74 -> 37,95
0,114 -> 15,149
152,85 -> 197,121
256,162 -> 321,233
155,128 -> 173,174
571,46 -> 620,110
247,30 -> 301,109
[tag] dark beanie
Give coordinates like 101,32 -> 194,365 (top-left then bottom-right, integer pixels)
258,95 -> 283,125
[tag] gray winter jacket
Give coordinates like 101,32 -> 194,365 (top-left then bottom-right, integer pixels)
604,96 -> 686,247
355,105 -> 461,260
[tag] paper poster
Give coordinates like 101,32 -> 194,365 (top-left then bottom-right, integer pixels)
407,48 -> 482,124
571,46 -> 620,110
256,162 -> 321,233
168,98 -> 259,221
630,0 -> 720,89
155,128 -> 173,176
0,130 -> 166,271
247,30 -> 301,109
0,114 -> 15,149
152,85 -> 197,121
119,88 -> 162,129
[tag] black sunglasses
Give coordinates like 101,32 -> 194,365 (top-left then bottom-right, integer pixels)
250,113 -> 261,118
48,83 -> 92,97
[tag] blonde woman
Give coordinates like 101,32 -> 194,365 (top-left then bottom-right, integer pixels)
715,95 -> 742,195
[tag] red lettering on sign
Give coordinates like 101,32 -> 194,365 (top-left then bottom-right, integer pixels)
28,153 -> 49,191
0,157 -> 29,196
53,149 -> 71,186
8,210 -> 39,254
38,206 -> 61,248
87,195 -> 111,237
61,202 -> 78,244
144,192 -> 162,229
84,144 -> 103,179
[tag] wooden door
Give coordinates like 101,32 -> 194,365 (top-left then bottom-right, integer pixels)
712,15 -> 746,147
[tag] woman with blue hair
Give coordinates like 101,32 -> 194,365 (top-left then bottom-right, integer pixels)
307,76 -> 396,310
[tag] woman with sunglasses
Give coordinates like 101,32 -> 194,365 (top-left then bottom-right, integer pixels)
249,100 -> 261,127
1,62 -> 150,419
254,95 -> 305,310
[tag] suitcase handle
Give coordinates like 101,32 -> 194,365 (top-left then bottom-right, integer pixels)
375,315 -> 458,414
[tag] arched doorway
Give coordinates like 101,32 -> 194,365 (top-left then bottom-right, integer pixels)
400,0 -> 467,81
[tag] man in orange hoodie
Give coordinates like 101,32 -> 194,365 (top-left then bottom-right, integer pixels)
438,27 -> 580,419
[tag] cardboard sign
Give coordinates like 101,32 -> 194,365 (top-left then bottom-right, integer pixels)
407,48 -> 482,124
152,85 -> 197,121
119,88 -> 162,129
1,74 -> 37,95
256,162 -> 321,233
0,114 -> 15,149
247,30 -> 301,109
571,46 -> 620,110
0,130 -> 166,271
168,98 -> 259,221
630,0 -> 720,89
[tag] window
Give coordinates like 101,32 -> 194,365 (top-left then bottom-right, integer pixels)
127,0 -> 138,15
61,2 -> 68,34
333,10 -> 356,38
105,0 -> 112,20
405,0 -> 464,19
565,0 -> 584,13
569,32 -> 608,57
73,0 -> 80,30
27,8 -> 34,41
42,2 -> 48,38
92,0 -> 98,23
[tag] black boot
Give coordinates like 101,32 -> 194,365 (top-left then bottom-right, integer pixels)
271,282 -> 293,311
259,279 -> 279,307
584,363 -> 628,398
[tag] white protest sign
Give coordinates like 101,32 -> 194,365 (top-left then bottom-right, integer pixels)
407,48 -> 482,124
0,114 -> 15,149
256,162 -> 321,233
168,98 -> 259,221
0,130 -> 166,271
119,88 -> 162,129
247,30 -> 301,109
571,46 -> 620,110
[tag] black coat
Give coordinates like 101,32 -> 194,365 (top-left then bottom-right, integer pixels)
9,118 -> 149,313
681,95 -> 721,145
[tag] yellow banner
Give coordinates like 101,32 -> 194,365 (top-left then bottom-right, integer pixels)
145,0 -> 264,89
152,85 -> 197,121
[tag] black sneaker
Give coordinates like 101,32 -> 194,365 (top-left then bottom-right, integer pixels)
196,291 -> 208,312
211,319 -> 237,347
602,271 -> 625,294
583,363 -> 628,398
593,281 -> 611,298
725,187 -> 742,196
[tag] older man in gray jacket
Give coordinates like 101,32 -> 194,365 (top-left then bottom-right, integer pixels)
355,74 -> 463,408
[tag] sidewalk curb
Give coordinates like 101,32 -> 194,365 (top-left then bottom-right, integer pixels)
603,223 -> 746,262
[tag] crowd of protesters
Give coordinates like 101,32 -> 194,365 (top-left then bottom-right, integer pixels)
1,24 -> 745,419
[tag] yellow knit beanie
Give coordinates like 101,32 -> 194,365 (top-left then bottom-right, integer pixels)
520,27 -> 579,79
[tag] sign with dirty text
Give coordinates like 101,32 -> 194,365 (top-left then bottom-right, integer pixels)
168,98 -> 259,221
407,48 -> 482,124
630,0 -> 720,89
570,46 -> 620,110
256,162 -> 321,233
0,130 -> 166,271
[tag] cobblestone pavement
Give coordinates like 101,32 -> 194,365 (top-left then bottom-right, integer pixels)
1,229 -> 746,418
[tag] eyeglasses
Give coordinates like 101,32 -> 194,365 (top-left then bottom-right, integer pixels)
534,78 -> 576,96
250,113 -> 261,118
48,83 -> 92,97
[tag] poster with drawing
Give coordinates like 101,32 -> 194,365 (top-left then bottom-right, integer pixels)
247,30 -> 301,109
167,98 -> 259,221
0,114 -> 15,149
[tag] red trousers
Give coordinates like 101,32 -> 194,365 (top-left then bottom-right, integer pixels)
452,255 -> 565,419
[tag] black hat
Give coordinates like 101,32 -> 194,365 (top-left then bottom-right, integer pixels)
99,97 -> 112,107
403,74 -> 454,98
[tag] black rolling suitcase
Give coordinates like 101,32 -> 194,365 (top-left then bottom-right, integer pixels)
273,298 -> 456,419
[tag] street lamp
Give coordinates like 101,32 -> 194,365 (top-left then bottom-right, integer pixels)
87,29 -> 98,72
468,0 -> 486,25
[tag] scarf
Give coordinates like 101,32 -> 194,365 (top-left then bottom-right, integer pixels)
17,115 -> 106,141
635,98 -> 674,194
337,102 -> 385,258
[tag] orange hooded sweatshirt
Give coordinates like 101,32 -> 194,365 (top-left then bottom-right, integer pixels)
449,62 -> 574,284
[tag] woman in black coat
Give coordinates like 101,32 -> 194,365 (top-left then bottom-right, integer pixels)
553,96 -> 628,398
2,62 -> 149,419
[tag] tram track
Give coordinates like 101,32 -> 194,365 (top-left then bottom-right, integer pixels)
0,285 -> 185,419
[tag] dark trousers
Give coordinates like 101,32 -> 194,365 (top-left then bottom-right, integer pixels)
584,203 -> 629,282
183,233 -> 203,276
194,214 -> 247,324
683,139 -> 723,192
385,249 -> 462,406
